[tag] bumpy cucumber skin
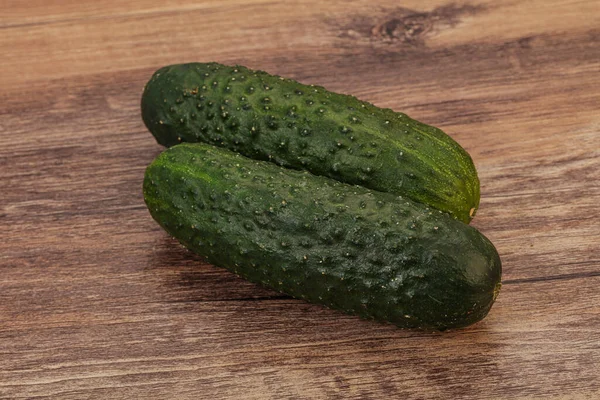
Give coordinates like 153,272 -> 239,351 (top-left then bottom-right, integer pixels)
143,143 -> 501,330
141,63 -> 480,224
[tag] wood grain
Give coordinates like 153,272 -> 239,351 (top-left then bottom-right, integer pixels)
1,0 -> 599,399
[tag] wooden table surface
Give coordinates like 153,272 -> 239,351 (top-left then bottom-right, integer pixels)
2,1 -> 599,399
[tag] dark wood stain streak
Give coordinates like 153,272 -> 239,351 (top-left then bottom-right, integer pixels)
336,4 -> 487,48
164,295 -> 292,304
503,269 -> 600,285
2,0 -> 600,399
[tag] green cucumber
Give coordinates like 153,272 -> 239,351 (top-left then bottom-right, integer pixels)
143,143 -> 501,330
141,62 -> 480,223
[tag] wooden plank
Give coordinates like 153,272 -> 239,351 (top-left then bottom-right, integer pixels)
2,30 -> 598,281
1,0 -> 599,398
1,0 -> 599,89
0,0 -> 272,27
1,258 -> 599,399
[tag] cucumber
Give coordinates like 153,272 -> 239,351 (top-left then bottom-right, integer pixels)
141,62 -> 480,223
143,143 -> 501,330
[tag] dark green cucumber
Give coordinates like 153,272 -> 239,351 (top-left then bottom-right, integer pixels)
143,143 -> 501,330
141,62 -> 480,223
